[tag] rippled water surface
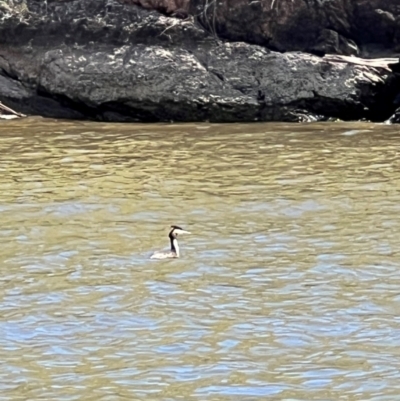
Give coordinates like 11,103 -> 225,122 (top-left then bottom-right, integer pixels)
1,118 -> 400,400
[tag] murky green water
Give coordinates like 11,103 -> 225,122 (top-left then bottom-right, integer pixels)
1,118 -> 400,400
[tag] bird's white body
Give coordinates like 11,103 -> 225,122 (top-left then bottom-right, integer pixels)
150,226 -> 190,259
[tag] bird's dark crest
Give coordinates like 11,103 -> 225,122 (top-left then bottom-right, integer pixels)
170,225 -> 183,230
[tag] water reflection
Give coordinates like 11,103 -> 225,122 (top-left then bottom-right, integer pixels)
0,119 -> 400,400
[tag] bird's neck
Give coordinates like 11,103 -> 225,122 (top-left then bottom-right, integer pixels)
170,238 -> 180,257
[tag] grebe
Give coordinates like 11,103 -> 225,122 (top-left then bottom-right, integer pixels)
150,225 -> 191,259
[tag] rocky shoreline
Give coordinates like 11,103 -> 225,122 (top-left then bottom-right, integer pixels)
0,0 -> 399,123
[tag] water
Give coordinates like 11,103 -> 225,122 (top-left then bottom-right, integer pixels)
1,118 -> 400,400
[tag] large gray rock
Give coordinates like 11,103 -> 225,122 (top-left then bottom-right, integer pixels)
53,43 -> 395,121
0,0 -> 399,122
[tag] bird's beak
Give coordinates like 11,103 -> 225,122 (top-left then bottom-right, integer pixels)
176,229 -> 191,235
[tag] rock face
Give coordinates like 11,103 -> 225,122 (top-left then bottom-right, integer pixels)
191,0 -> 400,57
116,0 -> 400,57
0,0 -> 399,122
